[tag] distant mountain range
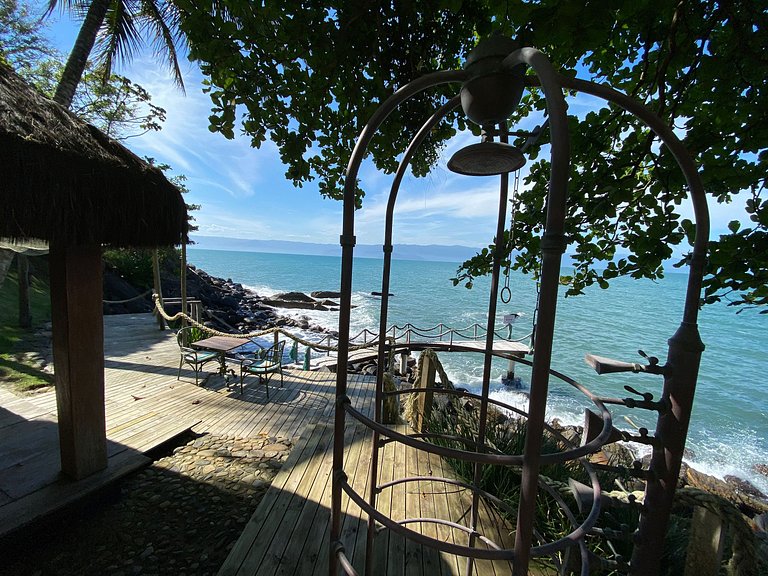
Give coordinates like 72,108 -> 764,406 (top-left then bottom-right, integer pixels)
188,235 -> 688,276
189,235 -> 482,263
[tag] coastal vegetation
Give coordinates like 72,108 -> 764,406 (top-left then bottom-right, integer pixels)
1,0 -> 168,140
103,247 -> 178,289
417,363 -> 763,574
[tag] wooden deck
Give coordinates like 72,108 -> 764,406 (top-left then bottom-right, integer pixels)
220,417 -> 517,576
1,313 -> 518,575
0,314 -> 355,537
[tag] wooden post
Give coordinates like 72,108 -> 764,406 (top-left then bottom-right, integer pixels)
415,352 -> 437,433
17,254 -> 31,328
180,243 -> 187,327
684,506 -> 726,576
49,244 -> 107,480
399,351 -> 408,376
152,249 -> 165,330
383,373 -> 400,425
505,356 -> 516,383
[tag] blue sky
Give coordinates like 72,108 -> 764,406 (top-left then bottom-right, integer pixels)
42,5 -> 748,253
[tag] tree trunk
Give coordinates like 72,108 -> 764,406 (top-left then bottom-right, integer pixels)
53,0 -> 111,108
18,254 -> 31,328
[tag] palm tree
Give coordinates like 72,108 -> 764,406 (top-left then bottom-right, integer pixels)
46,0 -> 185,108
13,1 -> 186,330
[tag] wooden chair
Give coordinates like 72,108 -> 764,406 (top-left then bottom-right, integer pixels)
238,339 -> 285,397
176,326 -> 218,386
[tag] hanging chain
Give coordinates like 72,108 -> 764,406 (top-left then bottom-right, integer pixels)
500,169 -> 520,304
530,258 -> 542,351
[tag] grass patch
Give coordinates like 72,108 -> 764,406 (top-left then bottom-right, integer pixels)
0,261 -> 54,392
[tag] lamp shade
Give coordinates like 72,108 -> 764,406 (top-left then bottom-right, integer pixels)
447,141 -> 526,176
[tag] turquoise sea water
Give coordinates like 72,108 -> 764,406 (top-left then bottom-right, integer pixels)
188,248 -> 768,492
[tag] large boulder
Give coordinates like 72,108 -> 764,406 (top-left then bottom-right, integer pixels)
311,291 -> 341,298
262,292 -> 334,310
102,267 -> 153,314
685,467 -> 768,515
273,291 -> 315,302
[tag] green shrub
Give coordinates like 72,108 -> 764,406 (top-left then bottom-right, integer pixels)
103,247 -> 178,288
0,265 -> 54,391
425,404 -> 621,572
424,403 -> 699,574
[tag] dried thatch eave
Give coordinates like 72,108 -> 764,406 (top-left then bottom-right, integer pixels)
0,62 -> 188,248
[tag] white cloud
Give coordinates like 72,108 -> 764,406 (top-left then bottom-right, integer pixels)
192,202 -> 275,240
116,57 -> 282,203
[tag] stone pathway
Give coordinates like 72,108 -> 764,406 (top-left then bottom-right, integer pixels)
1,433 -> 294,576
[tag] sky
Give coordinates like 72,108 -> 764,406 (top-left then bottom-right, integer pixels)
41,5 -> 750,253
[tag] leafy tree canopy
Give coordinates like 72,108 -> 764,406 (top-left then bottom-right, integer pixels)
176,0 -> 767,311
45,0 -> 186,107
1,0 -> 167,140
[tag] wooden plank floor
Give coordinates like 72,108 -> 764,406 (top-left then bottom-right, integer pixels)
0,314 -> 348,537
220,421 -> 517,576
1,314 -> 518,574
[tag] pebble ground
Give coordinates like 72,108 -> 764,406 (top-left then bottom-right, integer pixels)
0,433 -> 294,576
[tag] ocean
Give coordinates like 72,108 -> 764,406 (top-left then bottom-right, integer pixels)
188,248 -> 768,493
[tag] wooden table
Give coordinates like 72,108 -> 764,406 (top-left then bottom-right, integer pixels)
192,335 -> 249,375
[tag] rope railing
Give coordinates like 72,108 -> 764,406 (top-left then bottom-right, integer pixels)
153,294 -> 378,353
388,322 -> 532,346
103,288 -> 153,305
153,295 -> 531,357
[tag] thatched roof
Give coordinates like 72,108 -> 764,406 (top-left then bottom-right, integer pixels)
0,63 -> 188,248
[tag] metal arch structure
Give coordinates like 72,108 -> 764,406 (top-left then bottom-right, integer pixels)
331,38 -> 709,576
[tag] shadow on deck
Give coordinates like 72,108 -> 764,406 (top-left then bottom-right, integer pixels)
1,314 -> 517,575
219,417 -> 517,576
0,313 -> 357,538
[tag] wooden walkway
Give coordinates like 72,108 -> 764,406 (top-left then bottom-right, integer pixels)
220,418 -> 517,576
1,313 -> 518,575
313,339 -> 529,371
0,314 -> 358,537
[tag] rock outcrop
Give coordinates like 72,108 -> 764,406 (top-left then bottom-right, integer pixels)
102,264 -> 333,336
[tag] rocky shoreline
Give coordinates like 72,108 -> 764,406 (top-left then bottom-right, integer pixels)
103,263 -> 340,336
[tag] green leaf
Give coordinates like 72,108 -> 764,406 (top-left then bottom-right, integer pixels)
171,0 -> 767,313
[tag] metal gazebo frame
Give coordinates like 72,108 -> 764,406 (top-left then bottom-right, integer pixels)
330,39 -> 709,576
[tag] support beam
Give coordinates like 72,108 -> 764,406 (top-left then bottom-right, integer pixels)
49,244 -> 107,480
399,351 -> 408,376
415,353 -> 436,433
17,254 -> 31,328
180,242 -> 187,327
152,249 -> 165,330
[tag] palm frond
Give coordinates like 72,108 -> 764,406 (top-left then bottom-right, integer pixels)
137,0 -> 185,92
44,1 -> 89,20
96,0 -> 143,82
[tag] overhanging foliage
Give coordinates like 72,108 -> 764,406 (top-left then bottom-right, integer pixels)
176,0 -> 767,310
